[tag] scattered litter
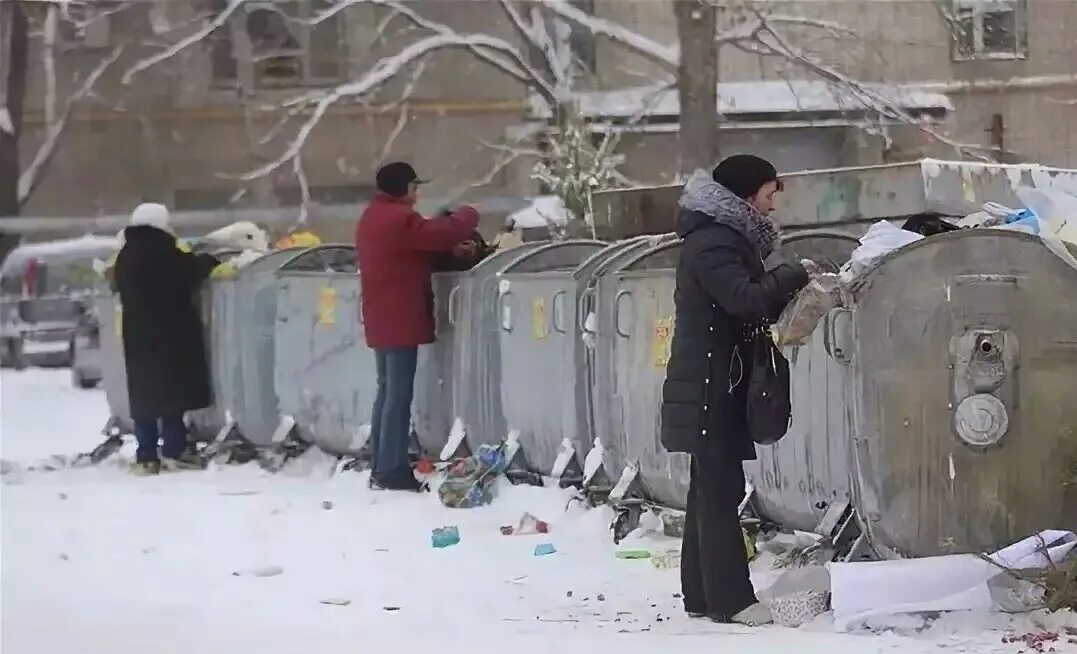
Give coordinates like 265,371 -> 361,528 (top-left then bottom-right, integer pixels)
319,598 -> 351,607
382,606 -> 401,612
597,593 -> 606,602
515,512 -> 549,535
651,548 -> 681,569
566,590 -> 573,598
218,490 -> 261,496
232,565 -> 284,578
57,492 -> 68,500
1002,631 -> 1060,653
500,525 -> 515,535
438,441 -> 518,508
431,526 -> 460,549
760,566 -> 832,628
58,553 -> 69,561
533,543 -> 557,557
660,511 -> 685,538
615,549 -> 651,560
321,500 -> 334,510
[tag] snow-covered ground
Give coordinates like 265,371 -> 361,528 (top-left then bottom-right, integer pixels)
1,369 -> 1074,653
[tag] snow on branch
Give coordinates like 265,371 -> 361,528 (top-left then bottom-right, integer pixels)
745,10 -> 992,160
19,42 -> 125,205
232,32 -> 538,181
121,0 -> 246,84
533,0 -> 678,69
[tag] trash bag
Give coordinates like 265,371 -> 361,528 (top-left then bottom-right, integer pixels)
771,274 -> 847,346
437,442 -> 517,509
846,221 -> 924,279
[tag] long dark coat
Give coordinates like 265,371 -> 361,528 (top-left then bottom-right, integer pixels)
660,180 -> 809,462
113,226 -> 219,421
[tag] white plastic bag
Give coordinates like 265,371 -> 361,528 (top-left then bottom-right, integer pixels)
993,187 -> 1077,271
847,221 -> 924,279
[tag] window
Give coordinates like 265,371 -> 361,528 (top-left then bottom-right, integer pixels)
951,0 -> 1027,61
209,0 -> 342,88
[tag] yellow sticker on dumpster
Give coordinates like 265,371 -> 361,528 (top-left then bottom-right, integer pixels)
115,304 -> 123,340
653,317 -> 673,367
531,297 -> 548,340
318,287 -> 336,325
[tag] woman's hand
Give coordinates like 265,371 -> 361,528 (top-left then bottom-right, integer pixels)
800,259 -> 822,277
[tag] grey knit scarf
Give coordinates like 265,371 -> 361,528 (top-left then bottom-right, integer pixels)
677,169 -> 781,259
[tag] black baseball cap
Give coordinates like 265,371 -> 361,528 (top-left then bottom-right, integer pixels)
376,161 -> 429,198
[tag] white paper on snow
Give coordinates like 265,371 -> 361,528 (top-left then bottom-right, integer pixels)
828,529 -> 1077,631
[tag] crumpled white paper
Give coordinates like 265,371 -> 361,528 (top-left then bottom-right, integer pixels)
828,530 -> 1076,631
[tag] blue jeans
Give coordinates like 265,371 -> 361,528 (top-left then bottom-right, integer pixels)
370,347 -> 418,481
133,415 -> 188,463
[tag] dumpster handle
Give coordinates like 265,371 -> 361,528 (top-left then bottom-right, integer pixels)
614,290 -> 632,338
447,285 -> 460,326
823,307 -> 852,365
579,287 -> 596,332
498,290 -> 514,332
552,291 -> 567,334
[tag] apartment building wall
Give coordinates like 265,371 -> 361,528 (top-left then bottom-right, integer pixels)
16,0 -> 1077,220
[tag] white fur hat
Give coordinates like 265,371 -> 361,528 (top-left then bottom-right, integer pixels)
129,203 -> 172,233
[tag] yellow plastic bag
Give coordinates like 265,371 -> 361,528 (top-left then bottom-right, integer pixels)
209,262 -> 238,279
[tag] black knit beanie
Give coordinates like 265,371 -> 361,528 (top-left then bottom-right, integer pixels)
711,154 -> 779,200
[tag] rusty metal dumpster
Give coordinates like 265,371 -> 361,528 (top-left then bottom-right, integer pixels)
441,244 -> 545,454
589,231 -> 859,521
829,229 -> 1077,557
273,245 -> 367,454
495,240 -> 605,474
209,248 -> 302,446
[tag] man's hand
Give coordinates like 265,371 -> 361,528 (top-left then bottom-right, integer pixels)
452,240 -> 477,258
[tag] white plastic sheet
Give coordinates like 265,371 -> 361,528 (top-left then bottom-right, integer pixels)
846,221 -> 924,279
828,530 -> 1077,631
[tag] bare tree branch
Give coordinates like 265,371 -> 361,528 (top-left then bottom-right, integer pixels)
533,0 -> 678,69
292,153 -> 310,225
230,32 -> 537,181
121,0 -> 246,84
18,42 -> 125,205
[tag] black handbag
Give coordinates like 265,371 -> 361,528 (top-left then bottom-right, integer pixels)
745,332 -> 792,445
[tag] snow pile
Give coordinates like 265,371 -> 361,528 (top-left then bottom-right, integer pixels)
508,195 -> 570,229
2,370 -> 1076,653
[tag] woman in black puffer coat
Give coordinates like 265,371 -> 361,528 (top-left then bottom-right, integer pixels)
661,155 -> 812,625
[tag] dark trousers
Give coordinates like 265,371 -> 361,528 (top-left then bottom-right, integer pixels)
370,346 -> 418,481
681,452 -> 757,621
133,415 -> 188,463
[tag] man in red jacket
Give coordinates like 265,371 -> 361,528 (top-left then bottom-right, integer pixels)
356,162 -> 479,491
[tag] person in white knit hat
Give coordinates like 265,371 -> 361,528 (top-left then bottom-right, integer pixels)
112,203 -> 220,474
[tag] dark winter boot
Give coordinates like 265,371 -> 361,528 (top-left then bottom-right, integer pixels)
131,460 -> 161,476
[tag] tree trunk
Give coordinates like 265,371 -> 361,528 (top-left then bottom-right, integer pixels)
673,0 -> 718,176
0,0 -> 29,260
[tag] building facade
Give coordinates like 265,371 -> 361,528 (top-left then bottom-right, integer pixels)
16,0 -> 1077,227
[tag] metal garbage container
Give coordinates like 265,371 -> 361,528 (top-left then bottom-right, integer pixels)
210,248 -> 301,446
441,244 -> 545,454
830,228 -> 1077,557
495,240 -> 604,474
273,245 -> 367,454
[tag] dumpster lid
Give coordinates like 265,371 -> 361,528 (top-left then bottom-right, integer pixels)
501,240 -> 605,274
